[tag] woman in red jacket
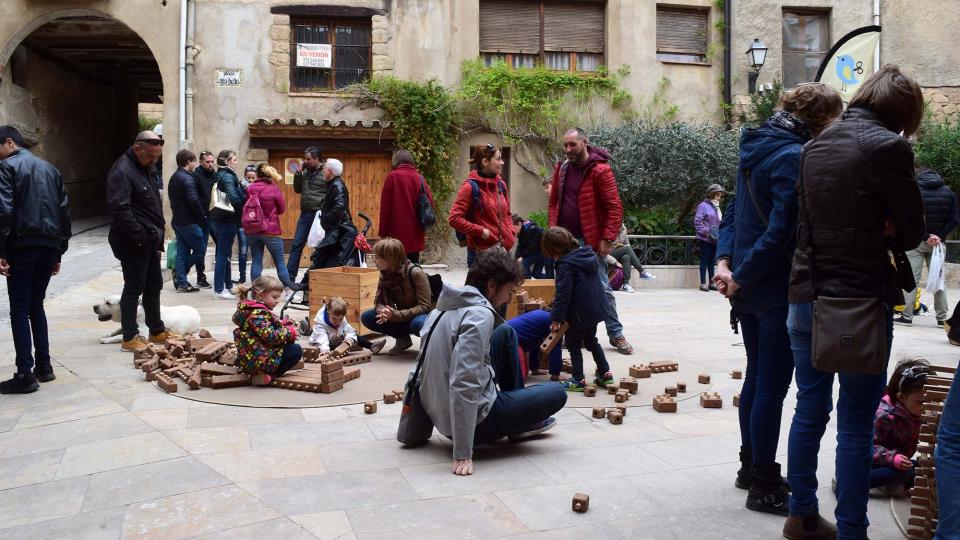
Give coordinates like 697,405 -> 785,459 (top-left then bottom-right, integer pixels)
244,164 -> 298,291
448,144 -> 516,267
378,149 -> 435,263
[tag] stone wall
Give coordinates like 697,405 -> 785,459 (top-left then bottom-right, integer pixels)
924,87 -> 960,124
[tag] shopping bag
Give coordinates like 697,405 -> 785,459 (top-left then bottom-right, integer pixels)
306,210 -> 325,247
926,243 -> 946,293
166,239 -> 178,270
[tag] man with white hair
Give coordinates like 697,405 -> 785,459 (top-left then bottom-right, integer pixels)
319,158 -> 352,234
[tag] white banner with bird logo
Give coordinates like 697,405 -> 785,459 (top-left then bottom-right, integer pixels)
815,26 -> 882,103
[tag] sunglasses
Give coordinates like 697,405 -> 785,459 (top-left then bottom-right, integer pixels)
136,138 -> 164,147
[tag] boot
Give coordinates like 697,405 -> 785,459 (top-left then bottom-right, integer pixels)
746,463 -> 790,516
782,513 -> 837,540
736,446 -> 751,489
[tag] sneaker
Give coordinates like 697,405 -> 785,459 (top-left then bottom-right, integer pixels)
33,366 -> 56,383
0,373 -> 40,394
149,331 -> 179,344
639,270 -> 656,280
594,370 -> 615,387
215,289 -> 236,301
561,378 -> 586,392
621,284 -> 635,293
121,335 -> 149,352
938,320 -> 945,327
196,275 -> 212,289
389,335 -> 413,355
369,338 -> 387,355
609,336 -> 634,355
699,284 -> 710,292
893,316 -> 912,326
708,282 -> 718,291
177,284 -> 200,293
549,374 -> 561,382
508,417 -> 557,441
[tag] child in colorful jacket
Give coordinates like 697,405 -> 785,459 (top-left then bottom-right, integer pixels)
872,359 -> 929,496
232,276 -> 302,386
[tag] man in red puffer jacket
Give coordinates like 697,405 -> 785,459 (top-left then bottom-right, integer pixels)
548,127 -> 633,355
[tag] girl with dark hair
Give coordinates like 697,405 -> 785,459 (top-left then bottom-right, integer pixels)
378,149 -> 435,263
871,359 -> 930,496
449,144 -> 516,267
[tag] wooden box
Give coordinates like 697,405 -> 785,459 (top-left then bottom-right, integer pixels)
309,266 -> 380,335
507,279 -> 556,320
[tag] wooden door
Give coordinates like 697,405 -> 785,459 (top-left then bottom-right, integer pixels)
268,151 -> 391,240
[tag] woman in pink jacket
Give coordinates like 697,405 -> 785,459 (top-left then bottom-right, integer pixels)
244,164 -> 299,291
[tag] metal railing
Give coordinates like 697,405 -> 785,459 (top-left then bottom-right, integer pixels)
626,235 -> 701,266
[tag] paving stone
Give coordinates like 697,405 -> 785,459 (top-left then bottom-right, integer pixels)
134,408 -> 190,431
14,395 -> 125,430
0,412 -> 153,458
165,426 -> 251,455
0,476 -> 89,530
500,524 -> 627,539
0,507 -> 125,540
196,447 -> 326,483
191,517 -> 317,539
320,438 -> 450,473
636,433 -> 743,469
289,510 -> 355,540
0,448 -> 63,490
257,470 -> 417,515
0,407 -> 25,432
56,432 -> 187,479
399,454 -> 554,499
525,443 -> 673,483
82,456 -> 229,511
346,494 -> 528,539
187,405 -> 305,429
248,419 -> 375,450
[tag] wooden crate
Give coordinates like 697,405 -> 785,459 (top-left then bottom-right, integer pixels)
507,279 -> 556,320
309,267 -> 379,335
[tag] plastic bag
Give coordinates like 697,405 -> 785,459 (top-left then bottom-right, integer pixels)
166,239 -> 177,270
306,210 -> 325,247
926,243 -> 946,293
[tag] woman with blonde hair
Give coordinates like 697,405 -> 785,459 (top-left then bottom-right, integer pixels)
244,163 -> 299,291
360,238 -> 435,354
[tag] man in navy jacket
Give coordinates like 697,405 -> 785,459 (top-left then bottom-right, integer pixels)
167,149 -> 208,292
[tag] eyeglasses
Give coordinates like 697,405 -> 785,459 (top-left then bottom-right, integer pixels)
136,138 -> 164,147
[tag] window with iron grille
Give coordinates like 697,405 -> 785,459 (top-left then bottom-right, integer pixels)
782,10 -> 830,88
479,0 -> 605,72
290,18 -> 371,91
655,5 -> 710,64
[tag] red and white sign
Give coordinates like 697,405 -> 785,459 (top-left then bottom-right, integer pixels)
296,43 -> 332,68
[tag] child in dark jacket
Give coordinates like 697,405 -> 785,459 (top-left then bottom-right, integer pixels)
872,359 -> 930,496
232,276 -> 303,386
541,226 -> 611,391
512,214 -> 547,279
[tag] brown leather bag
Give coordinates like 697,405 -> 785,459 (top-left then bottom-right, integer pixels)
811,296 -> 887,374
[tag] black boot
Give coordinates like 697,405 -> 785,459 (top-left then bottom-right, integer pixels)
736,446 -> 751,489
0,373 -> 40,394
746,463 -> 790,516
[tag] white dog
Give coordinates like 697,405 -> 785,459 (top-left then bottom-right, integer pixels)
93,295 -> 202,344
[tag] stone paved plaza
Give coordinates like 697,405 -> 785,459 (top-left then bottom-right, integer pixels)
0,222 -> 953,539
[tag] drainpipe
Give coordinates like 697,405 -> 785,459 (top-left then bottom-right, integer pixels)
185,0 -> 197,141
873,0 -> 881,71
723,0 -> 732,127
178,0 -> 187,143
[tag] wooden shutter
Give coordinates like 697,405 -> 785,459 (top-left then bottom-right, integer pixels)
479,0 -> 540,53
656,7 -> 709,55
544,3 -> 605,53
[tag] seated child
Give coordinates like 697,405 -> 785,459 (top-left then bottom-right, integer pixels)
512,214 -> 547,279
507,310 -> 562,378
309,297 -> 386,355
872,359 -> 929,496
233,276 -> 303,386
541,226 -> 612,391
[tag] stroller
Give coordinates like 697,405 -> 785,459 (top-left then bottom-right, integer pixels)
280,212 -> 373,334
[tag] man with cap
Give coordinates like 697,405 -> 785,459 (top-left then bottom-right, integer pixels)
105,131 -> 172,351
0,126 -> 71,394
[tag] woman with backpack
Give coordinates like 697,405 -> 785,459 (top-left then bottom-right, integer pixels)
208,150 -> 247,300
378,149 -> 435,263
360,238 -> 435,355
243,164 -> 299,292
449,144 -> 516,268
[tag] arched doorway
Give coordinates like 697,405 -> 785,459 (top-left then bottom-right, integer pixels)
0,12 -> 163,219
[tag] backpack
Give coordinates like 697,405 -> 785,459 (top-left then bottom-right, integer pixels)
455,178 -> 508,247
241,190 -> 269,235
407,263 -> 444,304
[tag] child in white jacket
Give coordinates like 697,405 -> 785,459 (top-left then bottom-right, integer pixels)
309,297 -> 386,355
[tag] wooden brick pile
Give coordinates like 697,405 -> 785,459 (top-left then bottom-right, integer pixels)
908,364 -> 956,540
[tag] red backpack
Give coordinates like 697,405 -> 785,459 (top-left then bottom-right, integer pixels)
241,191 -> 269,235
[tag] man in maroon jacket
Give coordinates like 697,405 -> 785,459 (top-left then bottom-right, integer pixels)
548,128 -> 633,355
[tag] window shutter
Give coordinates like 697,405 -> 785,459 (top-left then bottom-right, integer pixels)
479,1 -> 540,53
544,3 -> 605,53
656,7 -> 709,55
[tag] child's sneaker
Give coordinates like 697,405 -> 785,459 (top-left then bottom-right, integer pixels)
561,378 -> 586,392
549,374 -> 561,382
594,371 -> 615,387
251,373 -> 272,386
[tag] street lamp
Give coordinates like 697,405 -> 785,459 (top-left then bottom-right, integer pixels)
745,38 -> 768,94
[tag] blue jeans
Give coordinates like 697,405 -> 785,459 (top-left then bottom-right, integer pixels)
6,247 -> 58,374
249,235 -> 294,288
474,325 -> 567,444
209,219 -> 237,293
467,248 -> 476,268
199,221 -> 210,276
870,464 -> 915,489
935,365 -> 960,539
737,306 -> 794,465
236,228 -> 248,282
521,253 -> 548,279
787,301 -> 892,539
287,211 -> 315,281
566,324 -> 609,382
593,249 -> 624,340
699,240 -> 717,284
173,224 -> 207,288
360,310 -> 428,340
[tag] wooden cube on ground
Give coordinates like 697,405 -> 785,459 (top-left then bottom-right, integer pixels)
614,405 -> 627,416
572,493 -> 590,513
583,385 -> 597,397
210,374 -> 252,389
592,407 -> 606,419
731,370 -> 743,379
198,328 -> 212,338
606,384 -> 620,395
619,378 -> 638,393
344,367 -> 361,382
698,374 -> 711,384
700,392 -> 723,408
653,394 -> 677,413
302,346 -> 321,361
393,389 -> 404,400
614,390 -> 629,403
383,392 -> 397,404
364,401 -> 377,414
155,373 -> 178,393
733,393 -> 740,407
629,364 -> 652,378
320,358 -> 345,373
607,410 -> 623,425
649,361 -> 678,373
676,381 -> 687,393
665,386 -> 678,398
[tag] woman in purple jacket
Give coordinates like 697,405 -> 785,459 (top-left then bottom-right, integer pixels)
694,184 -> 724,291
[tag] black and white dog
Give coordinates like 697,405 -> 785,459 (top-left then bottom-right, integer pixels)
93,295 -> 202,344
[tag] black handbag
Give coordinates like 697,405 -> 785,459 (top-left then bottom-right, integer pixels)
417,176 -> 436,228
397,311 -> 446,446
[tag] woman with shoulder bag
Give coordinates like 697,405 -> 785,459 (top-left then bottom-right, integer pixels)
781,66 -> 926,540
378,149 -> 435,264
208,150 -> 247,300
694,185 -> 724,291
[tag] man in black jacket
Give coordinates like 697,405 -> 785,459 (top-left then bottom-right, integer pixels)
192,150 -> 218,274
106,131 -> 171,352
287,146 -> 325,281
896,166 -> 960,326
0,126 -> 71,394
168,149 -> 208,292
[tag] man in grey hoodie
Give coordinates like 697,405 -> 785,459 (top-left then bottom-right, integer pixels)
417,249 -> 567,475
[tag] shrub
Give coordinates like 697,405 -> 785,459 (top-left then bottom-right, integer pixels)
915,117 -> 960,190
528,210 -> 548,229
737,79 -> 783,128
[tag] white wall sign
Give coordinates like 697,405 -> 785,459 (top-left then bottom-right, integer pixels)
215,68 -> 243,87
296,43 -> 332,68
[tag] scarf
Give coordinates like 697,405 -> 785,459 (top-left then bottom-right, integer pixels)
768,110 -> 813,141
710,198 -> 722,221
375,261 -> 409,307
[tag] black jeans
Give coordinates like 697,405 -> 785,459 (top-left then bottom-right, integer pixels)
6,247 -> 59,374
566,324 -> 609,381
273,343 -> 303,377
112,241 -> 165,341
698,240 -> 717,284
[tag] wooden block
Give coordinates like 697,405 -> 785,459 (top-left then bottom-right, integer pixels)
649,361 -> 678,373
592,407 -> 606,419
292,360 -> 305,371
198,328 -> 212,338
188,367 -> 202,390
155,373 -> 178,393
321,369 -> 344,383
340,351 -> 372,367
186,337 -> 217,353
619,378 -> 639,393
383,392 -> 397,404
209,374 -> 251,389
302,346 -> 321,361
676,381 -> 687,393
698,374 -> 711,384
200,362 -> 239,376
614,390 -> 629,403
607,410 -> 623,425
344,367 -> 361,382
196,342 -> 230,362
133,347 -> 156,360
700,392 -> 723,408
614,405 -> 627,416
155,348 -> 170,360
653,394 -> 677,413
540,322 -> 570,354
393,389 -> 404,400
730,369 -> 743,379
170,344 -> 185,358
145,369 -> 161,381
364,401 -> 377,414
583,385 -> 597,397
219,348 -> 238,366
159,357 -> 176,370
629,364 -> 651,378
332,342 -> 351,358
561,360 -> 573,374
320,358 -> 345,373
606,384 -> 620,395
134,355 -> 156,368
572,492 -> 590,513
515,290 -> 529,304
665,386 -> 678,397
140,358 -> 160,373
733,393 -> 740,407
320,379 -> 344,393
